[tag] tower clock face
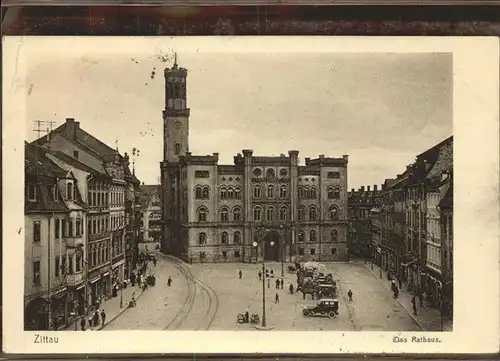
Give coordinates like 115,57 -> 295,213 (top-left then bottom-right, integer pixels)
174,121 -> 182,129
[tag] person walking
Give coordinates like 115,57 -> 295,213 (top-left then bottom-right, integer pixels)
347,289 -> 353,302
280,278 -> 284,289
258,270 -> 262,281
80,317 -> 86,331
245,310 -> 249,323
270,269 -> 274,278
418,288 -> 424,307
94,309 -> 100,327
275,293 -> 280,304
289,283 -> 294,294
267,278 -> 270,288
101,309 -> 106,326
167,276 -> 172,287
239,270 -> 243,279
411,295 -> 417,315
275,279 -> 280,289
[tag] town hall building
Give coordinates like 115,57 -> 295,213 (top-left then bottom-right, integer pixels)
160,60 -> 350,263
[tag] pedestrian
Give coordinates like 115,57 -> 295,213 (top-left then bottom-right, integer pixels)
101,309 -> 106,326
258,271 -> 262,281
267,278 -> 270,288
270,269 -> 274,278
245,309 -> 249,323
275,293 -> 279,304
94,309 -> 100,326
239,270 -> 242,279
80,317 -> 86,331
265,269 -> 269,278
348,289 -> 353,302
394,287 -> 399,299
289,283 -> 294,294
153,258 -> 157,267
411,295 -> 417,315
418,289 -> 424,307
167,276 -> 172,287
398,278 -> 402,290
275,279 -> 280,289
88,315 -> 93,329
280,278 -> 284,289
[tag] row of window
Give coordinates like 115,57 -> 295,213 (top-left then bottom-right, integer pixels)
192,184 -> 343,201
194,247 -> 339,260
195,229 -> 340,246
195,205 -> 340,222
88,240 -> 111,270
32,219 -> 83,243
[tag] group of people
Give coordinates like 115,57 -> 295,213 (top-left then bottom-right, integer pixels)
80,307 -> 106,331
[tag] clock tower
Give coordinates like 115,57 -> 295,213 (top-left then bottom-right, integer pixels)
160,55 -> 190,256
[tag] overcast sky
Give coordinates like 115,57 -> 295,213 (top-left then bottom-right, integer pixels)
25,43 -> 452,190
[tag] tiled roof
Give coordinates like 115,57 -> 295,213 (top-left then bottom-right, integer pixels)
25,142 -> 69,213
45,148 -> 109,176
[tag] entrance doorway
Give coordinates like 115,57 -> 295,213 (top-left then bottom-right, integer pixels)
263,231 -> 281,261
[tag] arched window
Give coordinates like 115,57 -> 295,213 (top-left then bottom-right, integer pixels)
334,187 -> 340,199
279,206 -> 288,221
234,231 -> 241,245
253,185 -> 261,199
298,206 -> 305,221
298,187 -> 304,199
309,206 -> 318,221
233,207 -> 242,221
329,206 -> 339,220
267,185 -> 274,198
253,207 -> 262,221
220,207 -> 229,222
195,186 -> 202,199
327,186 -> 335,199
266,168 -> 275,178
331,230 -> 338,242
199,232 -> 206,245
221,232 -> 228,244
197,207 -> 208,222
234,187 -> 241,199
305,187 -> 311,199
228,187 -> 234,199
220,187 -> 227,199
175,143 -> 181,155
279,185 -> 288,198
298,230 -> 305,242
311,187 -> 317,199
310,230 -> 317,242
202,186 -> 210,199
279,168 -> 288,177
266,207 -> 274,222
67,182 -> 73,200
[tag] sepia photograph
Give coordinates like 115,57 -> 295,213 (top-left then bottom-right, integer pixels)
3,36 -> 499,354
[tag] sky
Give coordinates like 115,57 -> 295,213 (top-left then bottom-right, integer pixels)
24,41 -> 452,190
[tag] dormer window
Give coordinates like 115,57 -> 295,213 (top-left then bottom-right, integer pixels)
27,185 -> 36,202
67,182 -> 73,200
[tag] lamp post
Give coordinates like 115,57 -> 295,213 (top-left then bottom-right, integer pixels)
119,269 -> 124,309
252,238 -> 275,329
279,224 -> 285,277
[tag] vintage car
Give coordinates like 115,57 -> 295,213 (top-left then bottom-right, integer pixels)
302,298 -> 339,318
317,284 -> 337,298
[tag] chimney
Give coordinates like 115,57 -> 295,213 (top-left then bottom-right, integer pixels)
65,118 -> 76,140
367,185 -> 370,192
361,186 -> 365,192
342,155 -> 349,161
374,185 -> 378,191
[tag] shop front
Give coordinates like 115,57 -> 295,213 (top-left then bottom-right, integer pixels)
50,287 -> 69,329
24,296 -> 50,330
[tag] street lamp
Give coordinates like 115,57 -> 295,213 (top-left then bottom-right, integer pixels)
119,269 -> 124,309
279,224 -> 285,277
252,239 -> 275,329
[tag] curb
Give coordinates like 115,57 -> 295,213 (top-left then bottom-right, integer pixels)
98,287 -> 146,331
363,264 -> 425,331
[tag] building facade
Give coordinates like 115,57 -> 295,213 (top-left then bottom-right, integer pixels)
32,118 -> 140,309
347,185 -> 380,259
160,60 -> 349,263
139,185 -> 162,244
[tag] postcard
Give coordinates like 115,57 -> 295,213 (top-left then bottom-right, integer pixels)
2,36 -> 499,354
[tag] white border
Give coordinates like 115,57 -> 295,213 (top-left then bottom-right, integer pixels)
3,36 -> 499,354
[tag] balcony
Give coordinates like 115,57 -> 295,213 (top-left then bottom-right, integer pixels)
66,272 -> 84,286
89,231 -> 110,242
64,236 -> 84,248
89,206 -> 110,214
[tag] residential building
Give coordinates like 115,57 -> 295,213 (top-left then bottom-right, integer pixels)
347,185 -> 380,259
139,184 -> 162,244
439,172 -> 453,317
160,60 -> 349,263
32,118 -> 140,305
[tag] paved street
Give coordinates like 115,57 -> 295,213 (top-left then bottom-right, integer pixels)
103,256 -> 189,330
189,261 -> 420,331
100,255 -> 432,331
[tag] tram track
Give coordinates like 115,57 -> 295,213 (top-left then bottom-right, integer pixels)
160,254 -> 219,330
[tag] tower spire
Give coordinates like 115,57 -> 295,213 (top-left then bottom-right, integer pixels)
174,52 -> 178,68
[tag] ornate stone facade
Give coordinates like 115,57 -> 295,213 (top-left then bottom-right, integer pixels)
160,61 -> 349,263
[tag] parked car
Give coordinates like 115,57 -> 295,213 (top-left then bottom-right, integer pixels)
302,298 -> 339,318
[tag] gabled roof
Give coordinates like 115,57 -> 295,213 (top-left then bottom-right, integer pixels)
25,142 -> 67,178
44,148 -> 109,176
